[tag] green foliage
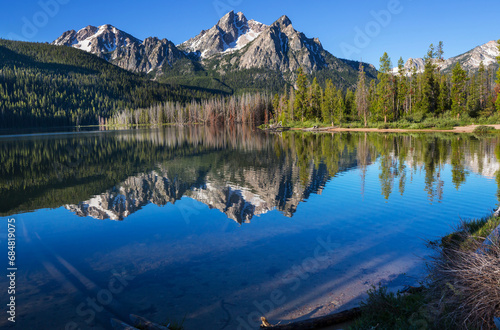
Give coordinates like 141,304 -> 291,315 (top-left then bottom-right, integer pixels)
294,68 -> 309,121
451,62 -> 469,118
0,39 -> 219,128
375,52 -> 394,122
355,63 -> 369,127
462,216 -> 500,239
421,45 -> 439,116
351,285 -> 428,330
274,40 -> 499,129
472,125 -> 496,134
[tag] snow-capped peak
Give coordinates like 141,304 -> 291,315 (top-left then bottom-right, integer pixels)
52,24 -> 142,54
178,11 -> 268,58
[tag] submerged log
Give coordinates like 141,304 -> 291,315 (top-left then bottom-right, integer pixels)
110,318 -> 138,330
260,307 -> 362,329
130,314 -> 170,330
264,127 -> 291,132
111,315 -> 169,330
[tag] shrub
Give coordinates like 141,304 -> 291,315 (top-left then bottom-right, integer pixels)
351,285 -> 428,330
378,123 -> 391,129
428,218 -> 500,329
473,125 -> 496,134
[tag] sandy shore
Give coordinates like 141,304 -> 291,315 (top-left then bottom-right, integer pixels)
289,124 -> 500,134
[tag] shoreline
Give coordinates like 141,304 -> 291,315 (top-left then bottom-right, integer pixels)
287,124 -> 500,134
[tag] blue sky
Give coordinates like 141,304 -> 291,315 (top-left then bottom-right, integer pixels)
1,0 -> 499,68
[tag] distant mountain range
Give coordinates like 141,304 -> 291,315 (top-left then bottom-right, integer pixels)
52,11 -> 378,92
392,40 -> 499,75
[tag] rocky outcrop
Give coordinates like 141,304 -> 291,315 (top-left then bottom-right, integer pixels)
52,12 -> 374,85
234,15 -> 328,73
179,11 -> 267,58
392,40 -> 500,75
52,24 -> 185,74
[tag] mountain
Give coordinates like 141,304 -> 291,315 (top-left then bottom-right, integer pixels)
182,12 -> 377,88
52,24 -> 185,74
205,14 -> 327,73
392,40 -> 499,75
52,11 -> 377,93
179,11 -> 268,58
444,40 -> 499,73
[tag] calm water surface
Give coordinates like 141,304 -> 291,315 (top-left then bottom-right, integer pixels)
1,127 -> 499,329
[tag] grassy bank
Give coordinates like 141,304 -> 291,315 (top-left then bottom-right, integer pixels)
351,213 -> 500,330
262,112 -> 500,131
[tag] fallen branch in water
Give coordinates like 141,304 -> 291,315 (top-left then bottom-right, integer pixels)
260,307 -> 362,329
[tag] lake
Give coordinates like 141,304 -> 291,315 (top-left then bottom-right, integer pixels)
0,126 -> 499,330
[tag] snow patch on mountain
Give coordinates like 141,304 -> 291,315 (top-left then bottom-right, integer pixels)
222,20 -> 265,53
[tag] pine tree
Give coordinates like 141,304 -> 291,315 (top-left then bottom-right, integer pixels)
409,60 -> 418,114
335,89 -> 345,126
309,77 -> 322,120
436,41 -> 444,61
355,63 -> 369,127
437,75 -> 450,115
421,44 -> 439,116
345,89 -> 356,122
322,80 -> 335,125
467,73 -> 480,116
478,61 -> 487,109
396,57 -> 407,117
288,85 -> 295,121
294,68 -> 308,121
451,62 -> 468,119
375,52 -> 394,123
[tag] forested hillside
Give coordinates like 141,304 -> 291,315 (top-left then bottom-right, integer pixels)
0,39 -> 220,128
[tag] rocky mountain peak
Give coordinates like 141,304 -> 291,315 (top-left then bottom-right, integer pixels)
179,11 -> 267,58
77,25 -> 99,39
273,15 -> 292,28
222,13 -> 330,74
52,24 -> 185,74
236,11 -> 247,24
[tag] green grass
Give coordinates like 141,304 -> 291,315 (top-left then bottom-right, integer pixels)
440,215 -> 500,250
350,286 -> 428,330
274,111 -> 500,131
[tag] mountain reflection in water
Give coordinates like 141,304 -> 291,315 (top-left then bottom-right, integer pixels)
2,126 -> 499,221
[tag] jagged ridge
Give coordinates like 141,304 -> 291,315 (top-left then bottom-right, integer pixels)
392,40 -> 500,75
